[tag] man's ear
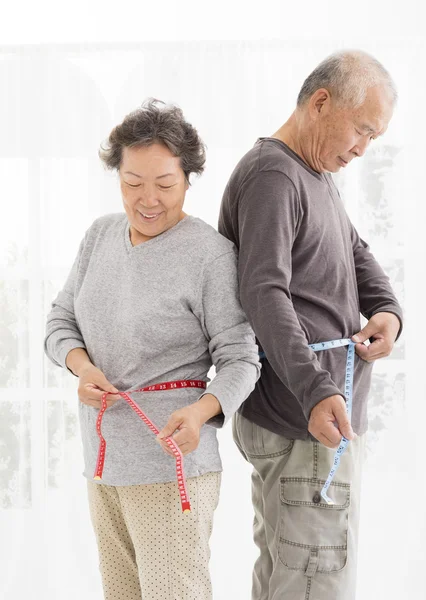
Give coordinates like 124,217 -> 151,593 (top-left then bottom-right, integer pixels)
308,88 -> 331,120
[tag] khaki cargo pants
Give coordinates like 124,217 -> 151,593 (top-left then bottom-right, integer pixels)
232,411 -> 366,600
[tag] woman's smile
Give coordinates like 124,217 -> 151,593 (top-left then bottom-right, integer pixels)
137,210 -> 163,222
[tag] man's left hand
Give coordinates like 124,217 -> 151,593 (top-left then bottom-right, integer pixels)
351,312 -> 400,362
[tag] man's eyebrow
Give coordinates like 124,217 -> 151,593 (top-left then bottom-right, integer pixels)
123,171 -> 175,180
360,124 -> 377,134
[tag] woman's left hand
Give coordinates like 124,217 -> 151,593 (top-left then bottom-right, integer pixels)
156,405 -> 204,457
156,394 -> 222,457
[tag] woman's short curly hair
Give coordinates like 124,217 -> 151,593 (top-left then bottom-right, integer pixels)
99,98 -> 206,184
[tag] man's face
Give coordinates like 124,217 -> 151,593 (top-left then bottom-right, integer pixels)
314,85 -> 394,173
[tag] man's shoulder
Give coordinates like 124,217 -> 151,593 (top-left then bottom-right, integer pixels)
228,138 -> 312,190
256,138 -> 302,177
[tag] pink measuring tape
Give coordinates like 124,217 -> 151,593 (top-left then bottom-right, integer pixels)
94,379 -> 207,513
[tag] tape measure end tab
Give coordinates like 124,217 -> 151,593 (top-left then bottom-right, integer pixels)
94,476 -> 102,480
182,501 -> 191,513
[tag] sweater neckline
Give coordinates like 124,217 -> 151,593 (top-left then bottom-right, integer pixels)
124,214 -> 193,252
256,137 -> 328,183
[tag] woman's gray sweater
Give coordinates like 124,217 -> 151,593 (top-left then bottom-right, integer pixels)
44,213 -> 261,486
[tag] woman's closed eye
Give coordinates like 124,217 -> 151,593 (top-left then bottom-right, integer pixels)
125,182 -> 176,190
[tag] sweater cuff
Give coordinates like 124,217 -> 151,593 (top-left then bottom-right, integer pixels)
370,306 -> 403,341
58,341 -> 87,375
196,384 -> 237,430
302,385 -> 346,422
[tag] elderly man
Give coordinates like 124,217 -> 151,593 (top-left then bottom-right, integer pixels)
218,50 -> 403,600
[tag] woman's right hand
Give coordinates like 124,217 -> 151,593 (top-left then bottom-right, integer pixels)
78,365 -> 122,409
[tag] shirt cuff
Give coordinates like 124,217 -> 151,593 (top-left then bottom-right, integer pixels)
370,306 -> 403,341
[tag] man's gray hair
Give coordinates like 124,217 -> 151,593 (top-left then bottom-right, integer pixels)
297,50 -> 397,109
99,98 -> 206,184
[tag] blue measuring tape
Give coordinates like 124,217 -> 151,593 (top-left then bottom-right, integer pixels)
259,338 -> 355,505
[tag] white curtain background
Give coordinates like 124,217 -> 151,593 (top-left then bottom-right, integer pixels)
1,38 -> 425,600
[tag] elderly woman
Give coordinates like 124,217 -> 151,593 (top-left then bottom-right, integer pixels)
44,99 -> 261,600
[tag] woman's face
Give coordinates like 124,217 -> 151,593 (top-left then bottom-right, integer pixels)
119,143 -> 189,245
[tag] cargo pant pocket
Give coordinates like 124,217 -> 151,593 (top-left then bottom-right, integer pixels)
278,477 -> 350,574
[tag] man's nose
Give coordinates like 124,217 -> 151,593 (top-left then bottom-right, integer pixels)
352,137 -> 370,158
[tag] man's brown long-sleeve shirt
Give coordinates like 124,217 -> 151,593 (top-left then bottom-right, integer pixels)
218,138 -> 403,439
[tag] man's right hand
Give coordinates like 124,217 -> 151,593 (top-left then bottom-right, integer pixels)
78,365 -> 122,409
308,395 -> 356,448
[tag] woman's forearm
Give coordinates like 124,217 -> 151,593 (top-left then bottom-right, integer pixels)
66,348 -> 94,377
193,393 -> 222,424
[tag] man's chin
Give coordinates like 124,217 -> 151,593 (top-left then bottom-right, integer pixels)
325,164 -> 341,174
319,158 -> 342,173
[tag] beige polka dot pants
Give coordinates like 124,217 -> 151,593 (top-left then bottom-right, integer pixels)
87,471 -> 222,600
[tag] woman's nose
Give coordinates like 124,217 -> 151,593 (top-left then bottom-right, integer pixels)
139,189 -> 160,207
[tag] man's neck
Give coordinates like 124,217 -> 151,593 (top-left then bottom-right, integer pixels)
271,115 -> 319,173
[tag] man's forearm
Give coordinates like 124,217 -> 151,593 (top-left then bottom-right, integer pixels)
351,224 -> 403,337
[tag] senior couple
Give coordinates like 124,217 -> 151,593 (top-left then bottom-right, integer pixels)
45,49 -> 402,600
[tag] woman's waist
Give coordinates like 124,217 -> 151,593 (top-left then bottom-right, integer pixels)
89,361 -> 212,394
80,385 -> 211,423
80,400 -> 219,444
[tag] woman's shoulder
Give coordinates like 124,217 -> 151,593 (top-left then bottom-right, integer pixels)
186,216 -> 236,260
81,213 -> 126,243
88,212 -> 126,232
